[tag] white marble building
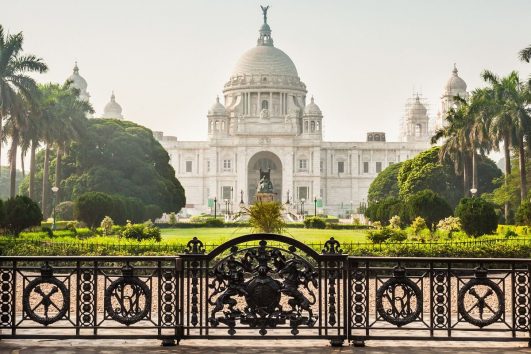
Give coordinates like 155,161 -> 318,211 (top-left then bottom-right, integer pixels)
67,9 -> 468,216
153,9 -> 473,217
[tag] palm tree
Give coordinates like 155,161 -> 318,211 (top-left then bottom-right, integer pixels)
432,102 -> 473,196
0,24 -> 47,197
51,83 -> 91,202
482,70 -> 531,208
520,44 -> 531,63
35,83 -> 91,213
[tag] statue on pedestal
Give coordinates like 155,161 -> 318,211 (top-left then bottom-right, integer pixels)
255,168 -> 274,202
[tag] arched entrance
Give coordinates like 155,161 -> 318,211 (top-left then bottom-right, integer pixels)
247,151 -> 282,204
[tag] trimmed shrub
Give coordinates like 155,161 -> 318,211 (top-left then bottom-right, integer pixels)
204,218 -> 224,227
100,216 -> 114,236
75,192 -> 113,229
455,197 -> 498,237
389,215 -> 401,229
406,190 -> 453,231
3,196 -> 43,236
411,216 -> 428,236
121,221 -> 161,242
367,227 -> 407,244
304,216 -> 326,229
55,201 -> 74,221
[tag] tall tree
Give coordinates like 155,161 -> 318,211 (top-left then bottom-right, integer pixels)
0,24 -> 47,197
482,70 -> 531,204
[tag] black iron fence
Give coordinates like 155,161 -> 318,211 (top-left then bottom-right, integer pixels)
0,234 -> 529,347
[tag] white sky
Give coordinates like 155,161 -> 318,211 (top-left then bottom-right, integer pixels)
1,0 -> 530,164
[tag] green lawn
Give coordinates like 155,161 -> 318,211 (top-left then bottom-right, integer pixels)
160,227 -> 369,245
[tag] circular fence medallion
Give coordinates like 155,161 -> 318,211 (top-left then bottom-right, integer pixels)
457,277 -> 504,328
376,277 -> 422,326
104,277 -> 151,325
23,277 -> 69,326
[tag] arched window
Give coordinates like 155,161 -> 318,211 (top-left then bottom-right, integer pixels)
304,121 -> 309,132
310,121 -> 315,132
316,121 -> 320,131
374,134 -> 380,141
209,120 -> 213,132
215,121 -> 219,131
221,121 -> 225,131
261,100 -> 269,110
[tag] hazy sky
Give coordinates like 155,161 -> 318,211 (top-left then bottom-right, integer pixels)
2,0 -> 530,148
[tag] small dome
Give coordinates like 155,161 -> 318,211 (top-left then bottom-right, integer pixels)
102,91 -> 123,119
208,96 -> 226,116
304,96 -> 322,116
445,64 -> 467,94
67,62 -> 88,92
409,95 -> 427,117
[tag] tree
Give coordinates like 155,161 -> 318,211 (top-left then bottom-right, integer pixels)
240,201 -> 285,233
2,195 -> 42,236
515,201 -> 531,226
0,25 -> 48,197
455,197 -> 498,237
396,147 -> 501,208
21,119 -> 185,215
398,147 -> 462,207
406,190 -> 453,231
365,197 -> 407,226
367,162 -> 402,204
481,70 -> 531,215
74,192 -> 113,229
519,44 -> 531,63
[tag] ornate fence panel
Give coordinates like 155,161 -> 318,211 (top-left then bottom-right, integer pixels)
347,257 -> 531,346
1,237 -> 530,347
179,234 -> 348,345
0,256 -> 182,344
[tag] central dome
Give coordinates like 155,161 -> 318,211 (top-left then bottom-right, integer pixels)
231,45 -> 298,78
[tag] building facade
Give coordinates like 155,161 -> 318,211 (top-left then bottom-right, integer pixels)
153,9 -> 470,217
67,8 -> 468,216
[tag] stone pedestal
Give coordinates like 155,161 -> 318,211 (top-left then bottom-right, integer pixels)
255,192 -> 275,203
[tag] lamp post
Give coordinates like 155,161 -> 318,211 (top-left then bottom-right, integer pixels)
240,190 -> 244,204
214,197 -> 217,219
300,198 -> 305,217
224,199 -> 229,216
314,196 -> 317,217
470,188 -> 477,197
51,186 -> 59,230
286,190 -> 290,204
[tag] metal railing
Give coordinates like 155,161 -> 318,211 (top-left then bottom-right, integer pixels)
0,234 -> 529,347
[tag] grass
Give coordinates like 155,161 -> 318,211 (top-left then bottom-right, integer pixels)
159,227 -> 369,245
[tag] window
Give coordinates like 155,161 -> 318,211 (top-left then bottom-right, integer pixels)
222,186 -> 232,200
207,160 -> 211,172
389,161 -> 394,166
297,186 -> 309,200
337,161 -> 345,173
185,161 -> 192,173
316,121 -> 320,131
320,160 -> 324,172
261,100 -> 269,110
223,159 -> 231,170
310,121 -> 315,132
415,124 -> 422,137
363,161 -> 369,173
298,159 -> 308,170
304,121 -> 309,132
376,162 -> 382,173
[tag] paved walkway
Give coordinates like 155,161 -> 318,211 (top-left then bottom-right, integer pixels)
0,339 -> 529,354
